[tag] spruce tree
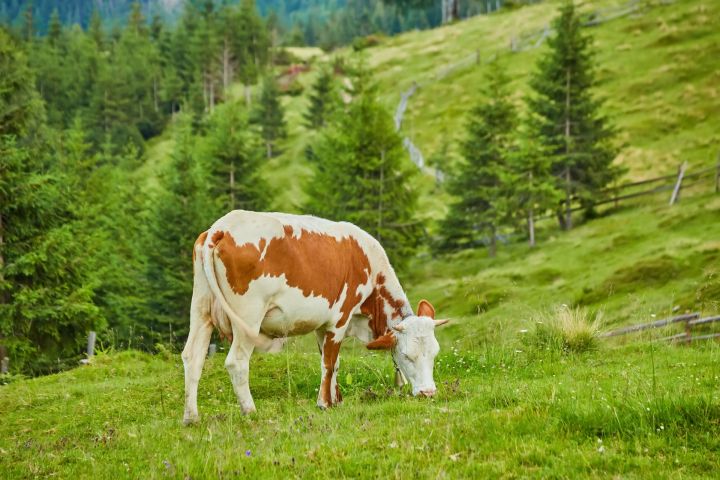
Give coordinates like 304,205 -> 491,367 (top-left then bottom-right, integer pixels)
255,75 -> 287,158
235,0 -> 269,105
203,102 -> 270,212
527,1 -> 618,230
306,64 -> 420,264
508,132 -> 561,247
304,66 -> 341,129
441,61 -> 516,256
146,114 -> 210,345
1,32 -> 99,372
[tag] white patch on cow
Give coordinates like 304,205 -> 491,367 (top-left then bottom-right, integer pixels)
347,316 -> 373,343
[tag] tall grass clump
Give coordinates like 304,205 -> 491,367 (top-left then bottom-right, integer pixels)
524,305 -> 603,354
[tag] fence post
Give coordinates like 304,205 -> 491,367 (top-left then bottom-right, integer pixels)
208,343 -> 217,357
684,318 -> 692,345
87,331 -> 96,359
476,49 -> 480,65
0,345 -> 8,374
669,161 -> 687,205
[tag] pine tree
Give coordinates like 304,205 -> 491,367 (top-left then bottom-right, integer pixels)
203,102 -> 270,212
527,1 -> 619,230
235,0 -> 269,105
440,61 -> 516,256
146,114 -> 210,345
255,75 -> 286,158
508,131 -> 561,247
304,66 -> 340,129
88,10 -> 104,49
306,64 -> 420,264
1,32 -> 99,372
47,9 -> 62,46
0,30 -> 43,136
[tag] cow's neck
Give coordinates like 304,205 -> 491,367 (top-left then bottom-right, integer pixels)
361,267 -> 413,340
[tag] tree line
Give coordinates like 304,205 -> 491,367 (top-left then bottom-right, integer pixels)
0,0 -> 419,373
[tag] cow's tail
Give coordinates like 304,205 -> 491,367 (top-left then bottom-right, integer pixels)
201,232 -> 283,353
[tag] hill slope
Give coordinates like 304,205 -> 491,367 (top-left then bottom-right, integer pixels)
368,0 -> 720,181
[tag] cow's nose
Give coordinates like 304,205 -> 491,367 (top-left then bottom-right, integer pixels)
420,389 -> 436,398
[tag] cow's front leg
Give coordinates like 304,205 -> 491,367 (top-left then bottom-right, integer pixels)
317,330 -> 343,409
225,334 -> 256,414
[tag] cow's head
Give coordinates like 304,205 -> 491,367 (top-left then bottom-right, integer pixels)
366,300 -> 448,397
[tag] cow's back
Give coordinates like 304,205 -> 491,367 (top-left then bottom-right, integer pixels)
207,211 -> 377,332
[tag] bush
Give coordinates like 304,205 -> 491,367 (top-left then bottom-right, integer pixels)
351,34 -> 384,51
524,305 -> 603,354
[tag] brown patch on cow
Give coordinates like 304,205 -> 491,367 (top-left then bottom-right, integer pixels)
321,332 -> 342,406
214,228 -> 371,326
210,230 -> 225,248
365,331 -> 397,350
360,273 -> 406,339
417,299 -> 435,318
193,231 -> 209,262
283,225 -> 294,236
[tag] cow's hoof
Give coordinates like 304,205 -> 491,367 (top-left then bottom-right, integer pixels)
316,403 -> 328,410
241,405 -> 257,415
183,415 -> 200,426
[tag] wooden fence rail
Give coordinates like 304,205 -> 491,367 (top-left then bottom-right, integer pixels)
602,313 -> 720,344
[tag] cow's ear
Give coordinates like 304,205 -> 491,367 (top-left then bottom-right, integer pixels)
366,332 -> 397,350
417,299 -> 435,319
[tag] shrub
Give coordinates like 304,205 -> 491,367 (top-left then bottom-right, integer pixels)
524,305 -> 603,354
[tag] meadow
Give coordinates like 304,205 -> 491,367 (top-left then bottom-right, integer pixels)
2,0 -> 720,477
1,188 -> 719,479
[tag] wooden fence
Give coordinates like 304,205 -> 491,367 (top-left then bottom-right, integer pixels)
556,161 -> 720,218
601,312 -> 720,344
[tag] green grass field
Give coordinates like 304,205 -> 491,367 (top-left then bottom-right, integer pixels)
1,185 -> 718,479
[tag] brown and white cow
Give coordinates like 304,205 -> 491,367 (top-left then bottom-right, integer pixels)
182,211 -> 448,424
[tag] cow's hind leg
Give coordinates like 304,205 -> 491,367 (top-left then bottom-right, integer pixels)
181,286 -> 213,425
225,301 -> 264,414
317,330 -> 343,409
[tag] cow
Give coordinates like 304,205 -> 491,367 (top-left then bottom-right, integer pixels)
182,210 -> 448,425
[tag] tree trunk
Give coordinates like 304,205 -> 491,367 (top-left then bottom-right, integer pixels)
564,166 -> 572,230
528,207 -> 535,248
488,226 -> 497,258
223,39 -> 231,91
209,79 -> 215,113
202,71 -> 208,112
442,0 -> 459,23
244,85 -> 251,107
229,163 -> 236,210
153,77 -> 159,112
563,68 -> 573,230
377,151 -> 385,242
0,211 -> 4,285
266,141 -> 272,159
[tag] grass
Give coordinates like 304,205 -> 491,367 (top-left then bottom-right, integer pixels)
1,190 -> 719,478
1,340 -> 719,478
524,305 -> 603,354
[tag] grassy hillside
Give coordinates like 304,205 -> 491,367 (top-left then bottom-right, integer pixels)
369,0 -> 720,181
141,0 -> 720,213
